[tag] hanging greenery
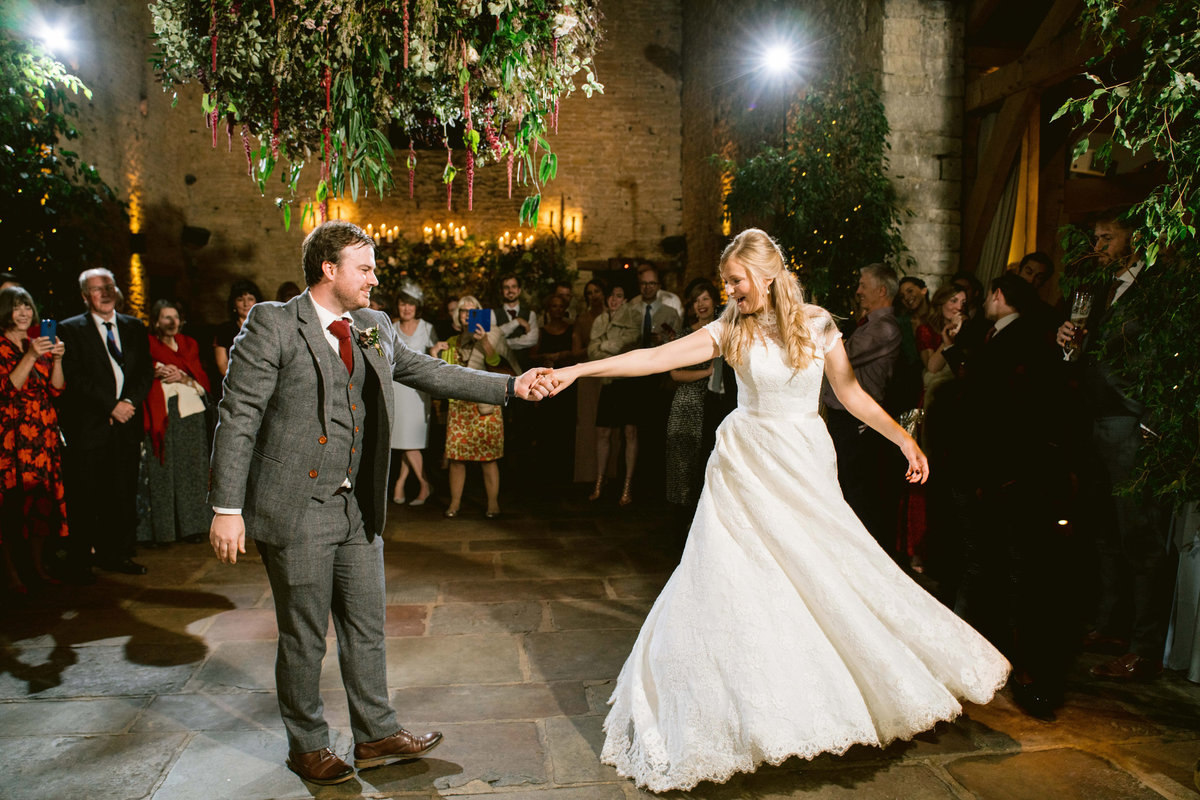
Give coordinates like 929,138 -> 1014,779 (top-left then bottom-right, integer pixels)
1052,0 -> 1200,507
374,233 -> 572,317
0,28 -> 125,317
149,0 -> 604,227
718,76 -> 908,317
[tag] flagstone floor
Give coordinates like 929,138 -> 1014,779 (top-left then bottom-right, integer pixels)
1,491 -> 1198,800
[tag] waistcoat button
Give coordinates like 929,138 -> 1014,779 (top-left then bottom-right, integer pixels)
308,469 -> 318,478
318,436 -> 327,444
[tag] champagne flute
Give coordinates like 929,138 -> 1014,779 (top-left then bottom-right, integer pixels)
1062,291 -> 1093,361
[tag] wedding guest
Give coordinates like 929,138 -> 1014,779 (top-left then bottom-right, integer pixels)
0,287 -> 67,593
665,282 -> 719,516
531,294 -> 579,486
213,279 -> 263,377
585,283 -> 630,500
391,286 -> 437,506
58,268 -> 153,577
276,281 -> 302,303
140,300 -> 213,545
573,279 -> 607,355
434,296 -> 520,518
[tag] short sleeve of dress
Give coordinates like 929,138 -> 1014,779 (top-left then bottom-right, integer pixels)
914,323 -> 942,352
808,307 -> 842,354
703,318 -> 726,353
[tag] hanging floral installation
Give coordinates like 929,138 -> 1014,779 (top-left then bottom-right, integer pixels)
149,0 -> 604,227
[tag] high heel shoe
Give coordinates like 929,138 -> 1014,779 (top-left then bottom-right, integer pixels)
587,477 -> 605,501
410,485 -> 432,507
443,508 -> 459,519
618,479 -> 634,507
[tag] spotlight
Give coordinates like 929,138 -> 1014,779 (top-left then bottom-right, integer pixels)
762,43 -> 794,75
33,19 -> 72,55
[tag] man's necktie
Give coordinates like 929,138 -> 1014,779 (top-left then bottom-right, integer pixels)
103,321 -> 124,365
984,325 -> 997,343
642,305 -> 653,347
507,307 -> 517,321
1104,279 -> 1122,311
327,319 -> 355,374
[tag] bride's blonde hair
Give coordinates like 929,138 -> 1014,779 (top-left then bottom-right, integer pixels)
717,228 -> 818,370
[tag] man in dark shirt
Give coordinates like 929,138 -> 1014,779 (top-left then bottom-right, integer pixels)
822,263 -> 902,554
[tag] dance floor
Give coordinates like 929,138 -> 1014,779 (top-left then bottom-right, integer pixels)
1,491 -> 1198,799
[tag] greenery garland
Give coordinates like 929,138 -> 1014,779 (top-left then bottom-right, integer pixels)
1053,0 -> 1199,507
149,0 -> 604,227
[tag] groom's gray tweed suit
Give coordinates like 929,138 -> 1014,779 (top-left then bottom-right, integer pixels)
209,291 -> 506,752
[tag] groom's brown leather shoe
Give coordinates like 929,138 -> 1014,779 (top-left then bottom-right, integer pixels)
286,747 -> 355,785
354,728 -> 443,768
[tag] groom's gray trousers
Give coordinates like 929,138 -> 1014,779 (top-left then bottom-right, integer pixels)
257,492 -> 398,752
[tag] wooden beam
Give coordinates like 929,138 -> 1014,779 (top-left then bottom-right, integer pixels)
966,26 -> 1100,111
1028,0 -> 1083,51
967,0 -> 1004,37
963,89 -> 1040,270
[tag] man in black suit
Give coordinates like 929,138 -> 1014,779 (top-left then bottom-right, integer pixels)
954,273 -> 1071,718
1057,208 -> 1171,682
58,268 -> 153,576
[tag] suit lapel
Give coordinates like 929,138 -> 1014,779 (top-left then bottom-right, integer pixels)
295,293 -> 336,428
349,310 -> 392,387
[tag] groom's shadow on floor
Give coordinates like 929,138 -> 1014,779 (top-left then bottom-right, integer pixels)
352,758 -> 463,795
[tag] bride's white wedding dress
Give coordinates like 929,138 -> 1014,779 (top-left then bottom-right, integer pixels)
601,307 -> 1010,792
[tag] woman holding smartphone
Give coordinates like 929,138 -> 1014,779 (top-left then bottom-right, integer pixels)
0,287 -> 67,594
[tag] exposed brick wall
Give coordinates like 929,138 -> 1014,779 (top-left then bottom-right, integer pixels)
880,0 -> 965,285
66,0 -> 683,323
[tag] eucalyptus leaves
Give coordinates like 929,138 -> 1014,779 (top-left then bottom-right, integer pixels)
149,0 -> 604,227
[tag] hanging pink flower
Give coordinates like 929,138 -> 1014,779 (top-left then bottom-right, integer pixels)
271,92 -> 280,160
209,107 -> 218,148
507,149 -> 513,199
402,0 -> 409,69
408,139 -> 417,198
241,125 -> 252,175
466,147 -> 474,211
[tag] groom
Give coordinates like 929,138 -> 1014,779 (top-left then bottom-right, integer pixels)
209,220 -> 550,785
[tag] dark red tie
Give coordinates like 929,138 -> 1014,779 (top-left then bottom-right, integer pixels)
984,325 -> 997,343
327,319 -> 354,374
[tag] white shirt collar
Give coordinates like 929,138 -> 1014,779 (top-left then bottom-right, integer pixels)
309,293 -> 351,330
1117,262 -> 1144,284
91,311 -> 117,328
992,311 -> 1020,334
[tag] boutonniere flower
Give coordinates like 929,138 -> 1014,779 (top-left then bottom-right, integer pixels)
354,325 -> 383,356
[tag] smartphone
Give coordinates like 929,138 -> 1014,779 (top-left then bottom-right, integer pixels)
466,308 -> 491,333
40,319 -> 57,343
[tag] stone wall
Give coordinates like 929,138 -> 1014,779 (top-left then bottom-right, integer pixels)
880,0 -> 965,284
65,0 -> 682,322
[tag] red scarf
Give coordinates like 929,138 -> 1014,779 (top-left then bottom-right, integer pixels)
144,333 -> 211,462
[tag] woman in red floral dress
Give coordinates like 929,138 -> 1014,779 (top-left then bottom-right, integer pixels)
0,287 -> 67,593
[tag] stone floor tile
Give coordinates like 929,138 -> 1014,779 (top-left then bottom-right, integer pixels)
0,731 -> 186,800
428,601 -> 544,635
383,634 -> 524,687
0,644 -> 200,699
585,679 -> 616,715
945,748 -> 1164,799
187,640 -> 284,692
606,575 -> 670,598
442,578 -> 607,602
0,696 -> 149,735
359,721 -> 545,793
385,604 -> 429,636
132,692 -> 284,732
153,728 -> 353,800
390,682 -> 589,723
624,762 -> 960,799
201,608 -> 280,641
468,537 -> 565,552
525,630 -> 638,682
1111,738 -> 1200,797
127,584 -> 268,611
499,549 -> 635,580
384,550 -> 497,583
548,598 -> 654,631
386,582 -> 441,604
442,787 -> 625,800
544,714 -> 621,784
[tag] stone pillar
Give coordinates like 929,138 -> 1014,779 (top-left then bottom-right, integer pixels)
880,0 -> 965,284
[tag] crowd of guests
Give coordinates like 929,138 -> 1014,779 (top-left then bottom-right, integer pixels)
1,209 -> 1193,722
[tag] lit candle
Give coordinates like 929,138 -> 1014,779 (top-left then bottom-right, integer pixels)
424,226 -> 433,243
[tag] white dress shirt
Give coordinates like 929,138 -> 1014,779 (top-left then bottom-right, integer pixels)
91,311 -> 124,398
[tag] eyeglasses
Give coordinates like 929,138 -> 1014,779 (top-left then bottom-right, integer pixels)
86,284 -> 116,295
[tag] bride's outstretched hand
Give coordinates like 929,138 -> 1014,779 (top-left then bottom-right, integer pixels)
545,366 -> 581,398
901,436 -> 929,484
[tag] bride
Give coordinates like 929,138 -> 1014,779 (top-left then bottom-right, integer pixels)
545,229 -> 1010,792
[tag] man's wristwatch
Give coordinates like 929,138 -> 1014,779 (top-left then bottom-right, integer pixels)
505,375 -> 516,402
